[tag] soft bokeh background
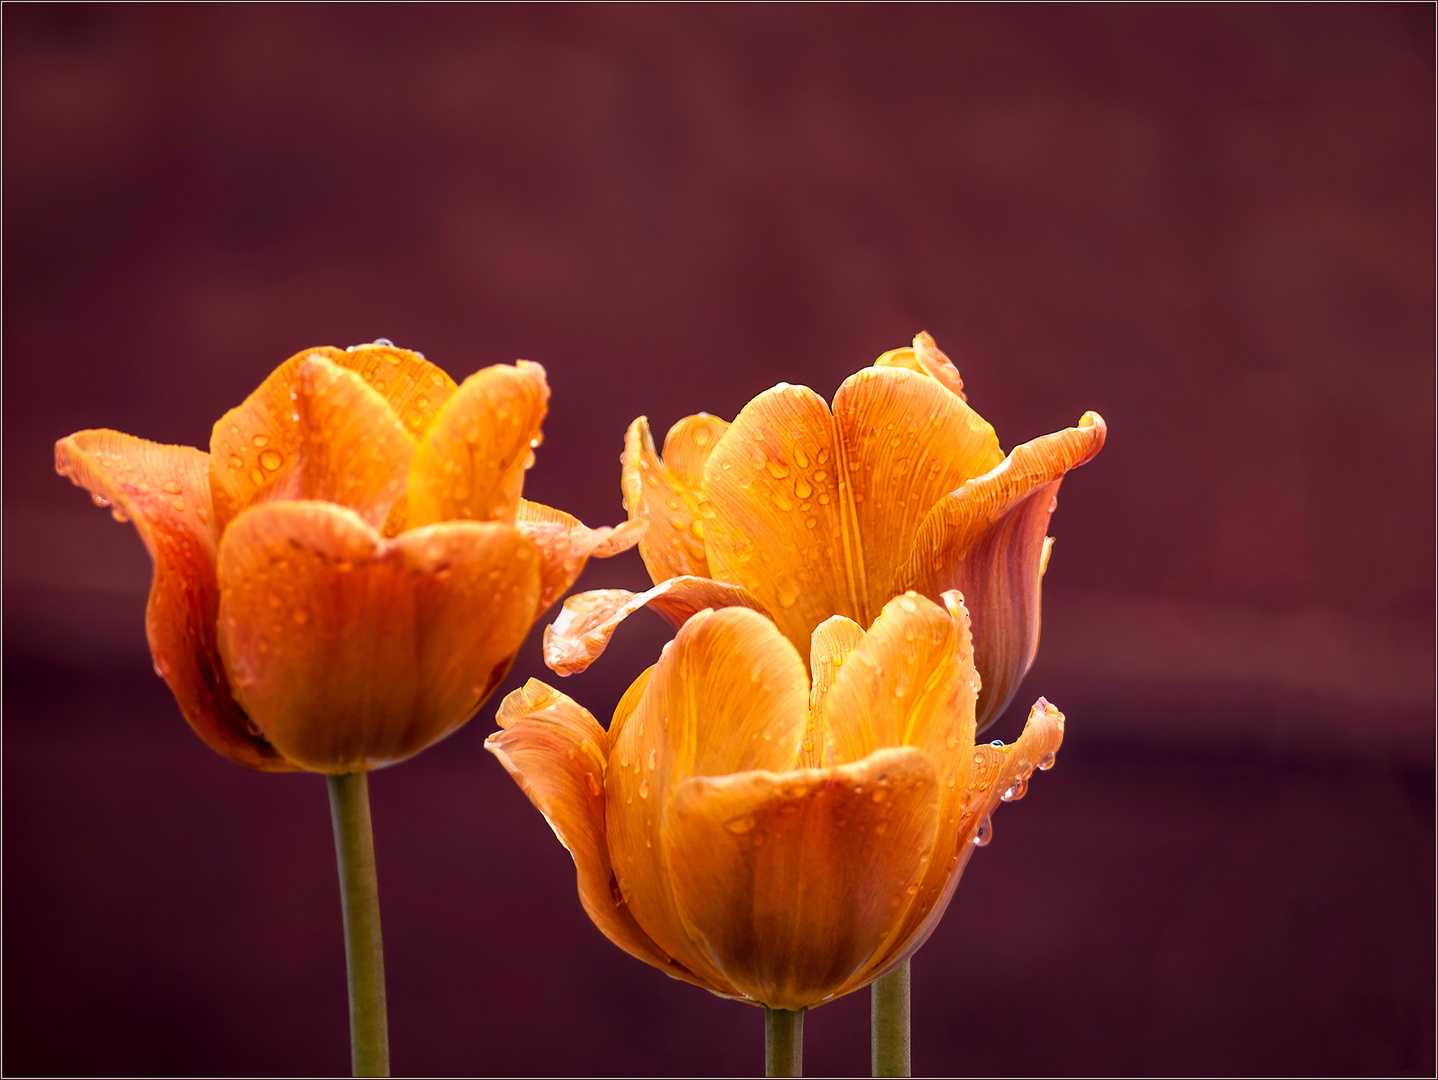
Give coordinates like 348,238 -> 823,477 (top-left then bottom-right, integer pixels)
5,6 -> 1433,1076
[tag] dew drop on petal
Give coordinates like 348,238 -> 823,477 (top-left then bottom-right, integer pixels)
251,434 -> 269,448
972,815 -> 993,847
584,772 -> 602,798
724,816 -> 756,835
161,481 -> 183,495
1038,750 -> 1057,771
638,778 -> 649,800
91,492 -> 111,508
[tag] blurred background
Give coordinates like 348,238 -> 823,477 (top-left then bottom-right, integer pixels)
5,5 -> 1433,1076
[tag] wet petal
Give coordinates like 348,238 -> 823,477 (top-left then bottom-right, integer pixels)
663,746 -> 939,1010
217,501 -> 541,772
832,366 -> 1004,625
606,607 -> 810,990
542,577 -> 767,677
486,680 -> 712,990
805,615 -> 864,769
898,411 -> 1105,730
515,499 -> 645,614
873,331 -> 968,402
703,384 -> 859,648
622,414 -> 729,582
55,430 -> 294,771
407,361 -> 549,528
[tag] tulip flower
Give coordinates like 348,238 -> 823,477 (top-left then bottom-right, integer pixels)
489,591 -> 1064,1068
55,342 -> 639,1076
544,332 -> 1104,736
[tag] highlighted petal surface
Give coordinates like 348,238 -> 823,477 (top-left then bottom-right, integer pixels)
515,499 -> 644,615
623,414 -> 730,581
55,431 -> 293,771
217,501 -> 540,772
664,746 -> 939,1010
873,331 -> 968,402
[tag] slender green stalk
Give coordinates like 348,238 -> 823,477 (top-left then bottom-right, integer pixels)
327,772 -> 390,1077
764,1005 -> 805,1077
871,961 -> 911,1077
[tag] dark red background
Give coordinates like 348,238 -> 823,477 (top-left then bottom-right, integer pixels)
5,5 -> 1433,1076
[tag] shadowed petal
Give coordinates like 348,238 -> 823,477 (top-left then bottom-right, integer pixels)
217,501 -> 540,773
663,746 -> 939,1010
623,414 -> 730,582
515,499 -> 645,615
55,430 -> 294,771
407,361 -> 549,528
832,366 -> 1004,625
805,615 -> 864,769
898,411 -> 1106,730
542,577 -> 767,677
486,680 -> 712,990
873,331 -> 968,402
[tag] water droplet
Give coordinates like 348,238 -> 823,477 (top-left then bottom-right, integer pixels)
584,772 -> 602,798
945,731 -> 960,749
638,779 -> 649,800
90,493 -> 111,508
171,498 -> 186,513
161,481 -> 183,495
871,788 -> 888,803
725,816 -> 757,835
765,461 -> 791,479
247,720 -> 265,737
1001,776 -> 1028,802
973,815 -> 993,847
227,454 -> 244,472
373,338 -> 395,347
249,468 -> 265,485
777,586 -> 799,609
110,507 -> 129,523
990,739 -> 1006,749
251,434 -> 270,448
152,657 -> 171,678
647,748 -> 658,771
773,491 -> 794,511
266,593 -> 282,609
292,608 -> 310,626
336,559 -> 354,573
619,754 -> 630,769
1038,750 -> 1057,771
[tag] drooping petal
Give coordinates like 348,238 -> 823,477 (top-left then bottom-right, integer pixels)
831,366 -> 1004,625
216,501 -> 540,773
406,361 -> 549,528
208,345 -> 455,535
703,384 -> 860,648
663,746 -> 939,1010
542,577 -> 767,677
805,615 -> 864,769
897,411 -> 1106,730
873,331 -> 968,402
55,430 -> 294,771
486,680 -> 712,991
622,414 -> 730,582
514,499 -> 645,615
606,607 -> 810,991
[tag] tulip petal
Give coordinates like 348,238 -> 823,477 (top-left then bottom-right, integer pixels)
514,499 -> 645,615
606,607 -> 810,991
541,577 -> 767,677
623,414 -> 730,582
703,384 -> 860,648
55,430 -> 295,771
209,345 -> 456,535
873,331 -> 968,402
406,361 -> 549,528
898,411 -> 1106,730
663,746 -> 939,1010
806,615 -> 864,769
217,501 -> 541,773
832,366 -> 1004,625
486,680 -> 712,990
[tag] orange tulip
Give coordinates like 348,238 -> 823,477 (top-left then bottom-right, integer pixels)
544,332 -> 1104,732
489,591 -> 1063,1010
56,343 -> 640,774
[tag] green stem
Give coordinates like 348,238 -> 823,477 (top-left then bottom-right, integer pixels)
764,1005 -> 805,1077
871,961 -> 911,1077
327,772 -> 390,1077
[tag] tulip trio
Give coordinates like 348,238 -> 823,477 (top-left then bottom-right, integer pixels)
57,334 -> 1103,1077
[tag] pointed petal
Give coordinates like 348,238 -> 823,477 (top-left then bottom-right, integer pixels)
873,331 -> 968,402
55,431 -> 295,771
406,361 -> 549,528
806,615 -> 864,769
663,746 -> 939,1010
832,366 -> 1004,625
486,681 -> 713,990
622,414 -> 729,582
703,384 -> 860,648
514,499 -> 645,614
898,411 -> 1106,730
605,607 -> 810,990
208,345 -> 455,535
541,577 -> 767,677
216,502 -> 541,772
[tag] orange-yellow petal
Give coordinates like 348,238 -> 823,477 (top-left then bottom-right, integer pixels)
702,384 -> 859,648
216,501 -> 541,773
898,411 -> 1105,730
514,499 -> 645,615
622,414 -> 730,582
832,366 -> 1004,625
55,430 -> 294,771
873,331 -> 968,402
486,680 -> 711,990
606,607 -> 810,991
541,577 -> 767,677
805,615 -> 865,769
208,344 -> 455,535
663,746 -> 939,1010
406,361 -> 549,528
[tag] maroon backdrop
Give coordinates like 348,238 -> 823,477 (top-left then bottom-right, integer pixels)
5,5 -> 1433,1076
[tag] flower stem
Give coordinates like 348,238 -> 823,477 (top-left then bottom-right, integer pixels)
327,772 -> 390,1077
764,1005 -> 805,1077
870,961 -> 911,1077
